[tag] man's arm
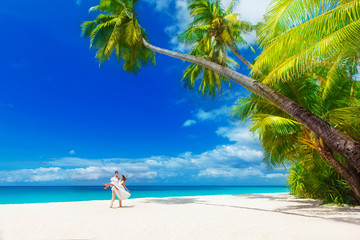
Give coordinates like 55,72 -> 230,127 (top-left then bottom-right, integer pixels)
106,183 -> 119,190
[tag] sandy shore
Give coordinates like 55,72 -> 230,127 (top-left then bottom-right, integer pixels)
0,193 -> 359,240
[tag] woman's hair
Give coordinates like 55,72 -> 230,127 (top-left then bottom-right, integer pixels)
115,171 -> 118,174
121,175 -> 127,182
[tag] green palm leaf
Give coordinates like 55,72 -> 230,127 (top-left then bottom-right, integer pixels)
81,0 -> 155,72
254,0 -> 360,86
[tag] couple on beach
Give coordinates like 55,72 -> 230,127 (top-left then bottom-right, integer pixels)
104,171 -> 131,208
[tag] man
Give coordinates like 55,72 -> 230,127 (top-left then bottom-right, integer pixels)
109,171 -> 122,208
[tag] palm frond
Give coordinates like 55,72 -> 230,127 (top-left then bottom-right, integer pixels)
81,0 -> 155,72
254,0 -> 360,85
257,0 -> 336,46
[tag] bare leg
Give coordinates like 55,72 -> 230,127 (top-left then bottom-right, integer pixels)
119,199 -> 122,208
104,184 -> 119,190
110,190 -> 116,208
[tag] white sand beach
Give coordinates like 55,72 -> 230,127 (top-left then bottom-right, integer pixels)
0,193 -> 359,240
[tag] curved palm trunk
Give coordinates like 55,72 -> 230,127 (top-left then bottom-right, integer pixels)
142,39 -> 360,172
318,146 -> 360,204
348,165 -> 360,183
226,43 -> 254,69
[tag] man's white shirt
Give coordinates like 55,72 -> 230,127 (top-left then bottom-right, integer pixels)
110,176 -> 120,191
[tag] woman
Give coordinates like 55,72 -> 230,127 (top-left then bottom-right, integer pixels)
104,174 -> 131,208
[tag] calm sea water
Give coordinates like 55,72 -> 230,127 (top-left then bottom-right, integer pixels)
0,186 -> 288,204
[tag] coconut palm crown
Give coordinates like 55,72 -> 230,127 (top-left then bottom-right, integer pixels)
180,0 -> 254,68
81,0 -> 155,73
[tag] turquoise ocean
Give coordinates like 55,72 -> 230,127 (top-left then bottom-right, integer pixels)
0,186 -> 288,204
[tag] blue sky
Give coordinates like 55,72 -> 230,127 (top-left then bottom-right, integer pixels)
0,0 -> 286,186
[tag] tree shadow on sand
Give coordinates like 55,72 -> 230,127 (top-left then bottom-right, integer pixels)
142,197 -> 203,205
232,193 -> 323,206
121,205 -> 135,208
141,195 -> 360,225
230,194 -> 360,225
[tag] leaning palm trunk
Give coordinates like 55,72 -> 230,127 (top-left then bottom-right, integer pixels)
318,146 -> 360,204
226,43 -> 254,69
349,166 -> 360,184
142,39 -> 360,173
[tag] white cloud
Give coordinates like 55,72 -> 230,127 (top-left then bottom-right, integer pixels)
216,124 -> 257,142
0,141 -> 269,184
144,0 -> 191,52
198,167 -> 287,181
195,105 -> 231,121
192,144 -> 263,166
0,165 -> 154,183
222,0 -> 272,24
223,0 -> 272,48
69,150 -> 75,155
164,0 -> 192,52
198,167 -> 263,178
222,0 -> 272,47
183,119 -> 197,127
0,167 -> 63,183
264,173 -> 288,179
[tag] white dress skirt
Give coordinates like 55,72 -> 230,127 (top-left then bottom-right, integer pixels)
114,180 -> 131,200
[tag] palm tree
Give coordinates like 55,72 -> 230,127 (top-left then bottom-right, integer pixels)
81,0 -> 360,172
232,72 -> 360,203
181,37 -> 238,97
179,0 -> 255,69
81,0 -> 155,72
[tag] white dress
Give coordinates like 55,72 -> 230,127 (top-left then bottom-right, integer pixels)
112,179 -> 131,200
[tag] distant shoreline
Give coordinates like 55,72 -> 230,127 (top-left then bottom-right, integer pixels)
0,185 -> 289,205
0,185 -> 288,187
0,192 -> 291,206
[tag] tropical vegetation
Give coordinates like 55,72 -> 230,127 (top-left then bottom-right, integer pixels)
233,72 -> 360,204
81,0 -> 360,204
241,0 -> 360,204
